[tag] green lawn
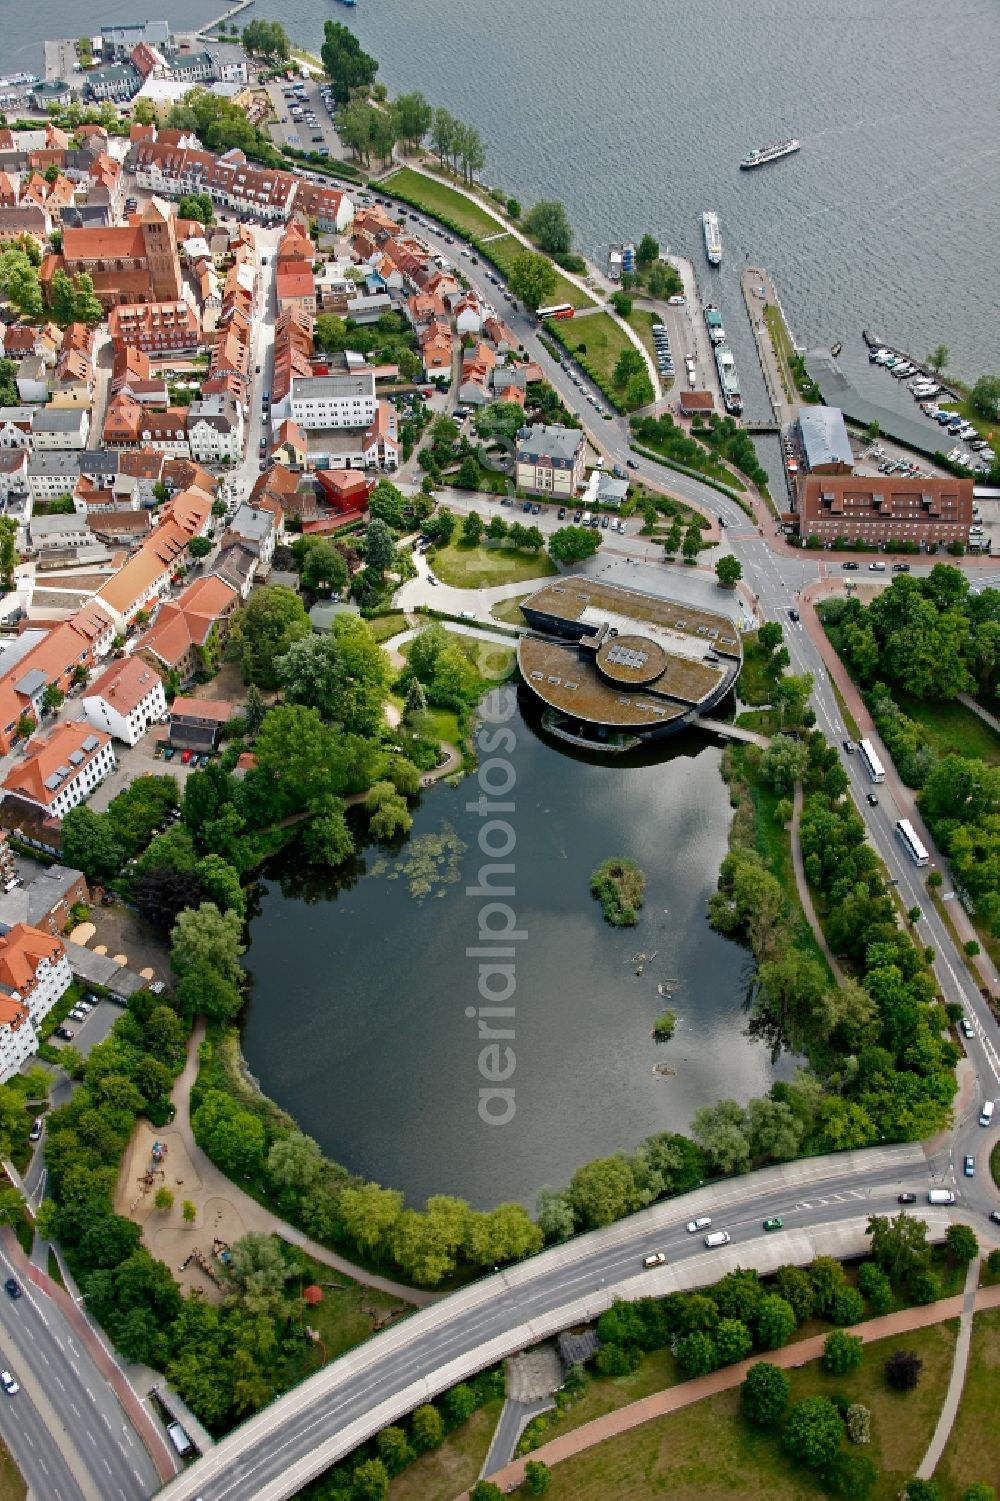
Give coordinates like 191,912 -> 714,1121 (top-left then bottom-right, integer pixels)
541,1321 -> 957,1501
388,1399 -> 503,1501
625,307 -> 671,385
934,1307 -> 1000,1497
739,631 -> 782,707
384,166 -> 500,239
893,689 -> 1000,765
428,539 -> 556,589
552,311 -> 639,410
460,637 -> 516,682
937,395 -> 998,444
491,594 -> 531,626
367,611 -> 409,644
280,1249 -> 412,1387
482,232 -> 593,310
0,1442 -> 24,1501
762,303 -> 796,404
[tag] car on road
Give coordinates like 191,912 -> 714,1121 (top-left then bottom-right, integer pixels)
53,1026 -> 74,1041
892,562 -> 911,572
787,608 -> 800,622
842,561 -> 859,570
842,739 -> 855,754
642,1251 -> 667,1268
990,1210 -> 1000,1225
964,1154 -> 976,1177
0,1371 -> 18,1396
762,1217 -> 783,1232
601,515 -> 609,528
897,1192 -> 917,1204
4,1279 -> 20,1300
627,459 -> 638,470
960,1017 -> 974,1038
427,574 -> 438,586
28,1117 -> 42,1142
866,792 -> 879,806
704,1230 -> 731,1248
686,1216 -> 711,1233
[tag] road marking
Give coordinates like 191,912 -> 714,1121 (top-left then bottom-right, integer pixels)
54,1375 -> 65,1392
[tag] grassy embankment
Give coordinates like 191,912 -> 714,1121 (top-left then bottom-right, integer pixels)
536,1321 -> 957,1501
764,302 -> 820,403
547,310 -> 641,415
932,1307 -> 1000,1497
383,168 -> 593,310
891,690 -> 1000,766
625,307 -> 671,385
427,539 -> 556,590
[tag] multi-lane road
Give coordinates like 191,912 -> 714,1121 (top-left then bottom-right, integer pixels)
148,185 -> 1000,1500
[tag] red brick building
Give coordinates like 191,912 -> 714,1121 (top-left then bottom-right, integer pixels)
796,474 -> 974,547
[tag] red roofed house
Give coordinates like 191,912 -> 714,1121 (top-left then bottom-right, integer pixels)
363,400 -> 399,470
0,925 -> 73,1076
51,198 -> 183,311
2,722 -> 116,822
276,265 -> 316,318
135,574 -> 239,684
81,656 -> 167,746
316,468 -> 373,514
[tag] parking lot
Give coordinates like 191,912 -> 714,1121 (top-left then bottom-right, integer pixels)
264,76 -> 347,161
48,994 -> 119,1060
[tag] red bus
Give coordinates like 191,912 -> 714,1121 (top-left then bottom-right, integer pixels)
536,303 -> 575,320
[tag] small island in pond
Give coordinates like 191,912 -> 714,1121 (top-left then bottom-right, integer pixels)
590,857 -> 646,926
652,1009 -> 677,1040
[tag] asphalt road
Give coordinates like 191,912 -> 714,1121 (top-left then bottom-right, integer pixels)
0,1237 -> 162,1501
157,1145 -> 956,1501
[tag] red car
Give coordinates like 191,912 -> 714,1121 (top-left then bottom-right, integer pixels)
181,749 -> 193,764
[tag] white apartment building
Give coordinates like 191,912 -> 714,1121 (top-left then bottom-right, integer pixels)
82,656 -> 166,747
2,722 -> 116,820
290,372 -> 376,432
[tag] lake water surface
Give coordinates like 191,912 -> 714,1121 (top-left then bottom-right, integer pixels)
241,694 -> 781,1210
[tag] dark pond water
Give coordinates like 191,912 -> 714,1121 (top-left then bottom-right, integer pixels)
241,689 -> 784,1210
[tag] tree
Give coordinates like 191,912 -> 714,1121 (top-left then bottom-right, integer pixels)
241,19 -> 290,61
0,517 -> 19,593
846,1403 -> 871,1446
170,899 -> 243,984
50,267 -> 77,323
72,273 -> 102,325
902,1482 -> 944,1501
682,523 -> 701,562
366,781 -> 412,840
403,676 -> 428,725
716,555 -> 742,588
524,1459 -> 551,1494
320,21 -> 378,105
548,525 -> 601,565
178,192 -> 215,224
613,348 -> 645,388
365,517 -> 395,577
523,200 -> 572,255
314,314 -> 348,353
188,535 -> 212,561
690,1098 -> 751,1175
225,1232 -> 292,1320
945,1222 -> 979,1264
823,1330 -> 863,1375
884,1347 -> 923,1391
469,1484 -> 503,1501
536,1186 -> 575,1242
625,370 -> 655,410
338,1183 -> 404,1258
60,806 -> 124,883
927,344 -> 949,376
302,794 -> 354,867
866,1212 -> 930,1284
715,1317 -> 753,1365
970,375 -> 1000,422
507,250 -> 557,314
567,1154 -> 637,1228
755,1293 -> 797,1349
461,510 -> 484,545
465,1203 -> 542,1266
351,1457 -> 390,1501
741,1361 -> 790,1427
154,1186 -> 174,1212
392,91 -> 432,149
192,1091 -> 265,1179
228,586 -> 311,688
675,1330 -> 718,1377
266,1132 -> 323,1199
375,1425 -> 414,1476
0,247 -> 43,319
637,233 -> 659,266
182,1200 -> 197,1224
782,1395 -> 844,1469
410,1403 -> 444,1452
857,1262 -> 893,1315
962,1486 -> 996,1501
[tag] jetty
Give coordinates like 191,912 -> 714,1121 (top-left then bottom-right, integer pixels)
690,715 -> 771,748
198,0 -> 254,37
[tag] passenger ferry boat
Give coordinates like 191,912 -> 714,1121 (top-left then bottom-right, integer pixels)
740,138 -> 800,170
702,210 -> 722,265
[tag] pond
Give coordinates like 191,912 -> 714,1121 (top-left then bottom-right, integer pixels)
241,689 -> 783,1210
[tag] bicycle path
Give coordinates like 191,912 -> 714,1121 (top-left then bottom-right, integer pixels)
464,1282 -> 1000,1496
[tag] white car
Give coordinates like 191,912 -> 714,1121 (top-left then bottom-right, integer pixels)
686,1216 -> 711,1233
0,1371 -> 18,1396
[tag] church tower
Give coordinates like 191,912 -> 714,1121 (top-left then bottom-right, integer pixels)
141,198 -> 182,302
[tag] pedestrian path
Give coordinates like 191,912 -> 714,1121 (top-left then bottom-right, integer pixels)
917,1256 -> 980,1477
957,692 -> 1000,737
463,1283 -> 1000,1497
790,781 -> 846,985
138,1019 -> 440,1307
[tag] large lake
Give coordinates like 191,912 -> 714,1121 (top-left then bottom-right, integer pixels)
12,0 -> 995,380
241,692 -> 782,1210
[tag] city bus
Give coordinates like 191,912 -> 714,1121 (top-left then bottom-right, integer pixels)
858,737 -> 885,783
536,303 -> 575,321
896,818 -> 929,867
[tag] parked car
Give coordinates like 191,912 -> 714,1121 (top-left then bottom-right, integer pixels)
181,749 -> 193,764
53,1027 -> 74,1042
